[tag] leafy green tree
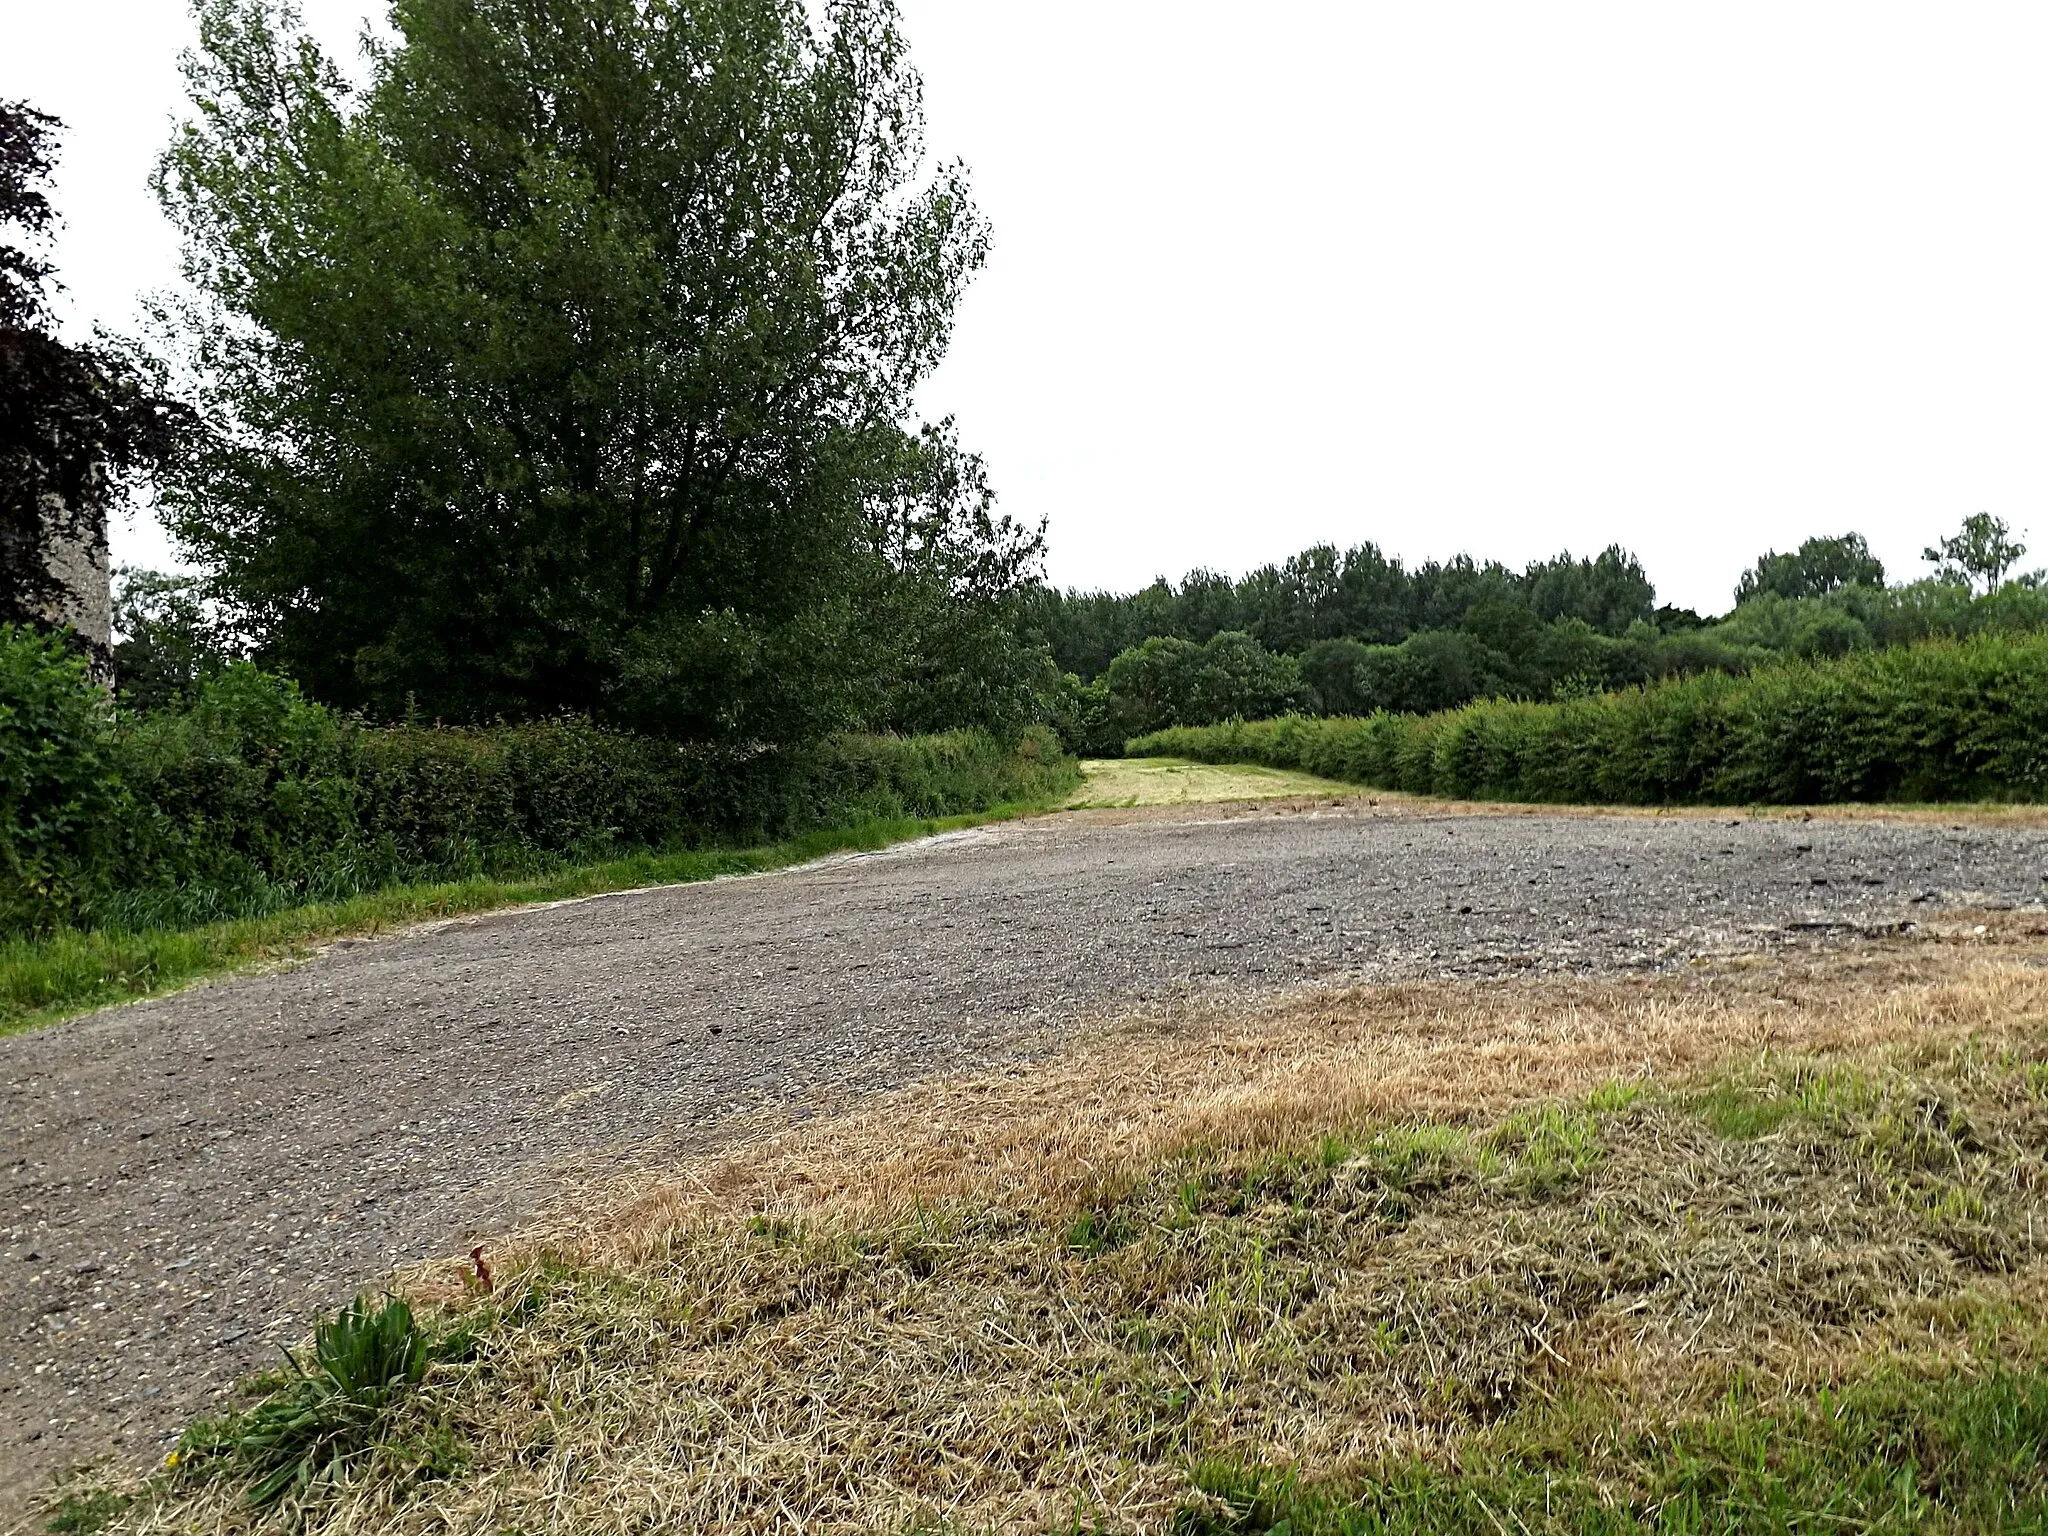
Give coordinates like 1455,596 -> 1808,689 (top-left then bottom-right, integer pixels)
1031,539 -> 1664,688
1099,630 -> 1309,736
1030,579 -> 1179,679
1460,598 -> 1549,688
1300,637 -> 1376,716
1255,545 -> 1348,652
156,0 -> 1015,736
0,625 -> 121,931
1103,635 -> 1206,737
1735,533 -> 1885,604
1188,631 -> 1312,723
1924,514 -> 2027,594
111,567 -> 244,712
1333,542 -> 1413,643
1358,630 -> 1513,715
860,424 -> 1055,734
1408,555 -> 1519,634
1176,568 -> 1240,644
1789,605 -> 1872,660
1523,546 -> 1655,634
1046,671 -> 1122,757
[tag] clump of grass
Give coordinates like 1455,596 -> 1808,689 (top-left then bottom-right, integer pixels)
173,1297 -> 472,1510
41,1489 -> 132,1535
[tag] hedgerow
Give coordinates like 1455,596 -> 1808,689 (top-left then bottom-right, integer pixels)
0,627 -> 1073,937
1130,632 -> 2048,805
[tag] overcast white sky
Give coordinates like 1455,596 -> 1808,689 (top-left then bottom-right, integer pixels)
7,2 -> 2046,614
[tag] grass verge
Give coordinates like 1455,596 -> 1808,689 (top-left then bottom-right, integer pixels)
0,801 -> 1057,1038
1181,1362 -> 2048,1534
48,920 -> 2048,1532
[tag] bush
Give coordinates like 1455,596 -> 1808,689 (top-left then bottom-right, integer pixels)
1095,631 -> 1314,741
0,627 -> 120,933
0,642 -> 1075,936
1046,673 -> 1125,758
1132,633 -> 2048,805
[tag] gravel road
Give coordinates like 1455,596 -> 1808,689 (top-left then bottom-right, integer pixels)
5,801 -> 2047,1516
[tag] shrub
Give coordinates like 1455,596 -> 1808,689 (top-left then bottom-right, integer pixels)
1132,633 -> 2048,805
1098,631 -> 1315,740
0,648 -> 1075,937
0,626 -> 120,933
1046,673 -> 1125,758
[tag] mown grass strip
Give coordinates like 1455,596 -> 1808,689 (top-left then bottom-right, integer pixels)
1065,757 -> 1358,809
0,802 -> 1051,1038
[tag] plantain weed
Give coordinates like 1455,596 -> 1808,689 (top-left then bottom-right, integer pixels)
177,1294 -> 472,1507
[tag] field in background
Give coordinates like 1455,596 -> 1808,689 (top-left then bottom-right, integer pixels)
59,915 -> 2048,1534
1066,756 -> 1358,808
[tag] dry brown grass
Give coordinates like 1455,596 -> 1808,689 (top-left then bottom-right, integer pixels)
528,918 -> 2048,1244
79,920 -> 2048,1535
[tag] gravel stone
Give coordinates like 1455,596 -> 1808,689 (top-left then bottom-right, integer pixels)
4,802 -> 2045,1515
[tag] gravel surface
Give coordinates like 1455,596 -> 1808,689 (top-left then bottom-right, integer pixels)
5,801 -> 2047,1517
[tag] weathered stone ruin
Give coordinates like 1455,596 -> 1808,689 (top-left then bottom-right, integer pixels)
0,481 -> 111,676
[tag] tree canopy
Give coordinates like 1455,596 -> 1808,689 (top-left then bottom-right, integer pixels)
157,0 -> 1038,737
1735,533 -> 1885,604
1925,513 -> 2028,594
1030,541 -> 1656,681
1,100 -> 183,666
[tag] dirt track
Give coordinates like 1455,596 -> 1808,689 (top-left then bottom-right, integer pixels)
5,800 -> 2047,1516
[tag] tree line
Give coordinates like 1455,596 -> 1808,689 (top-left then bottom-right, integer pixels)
1034,524 -> 2042,753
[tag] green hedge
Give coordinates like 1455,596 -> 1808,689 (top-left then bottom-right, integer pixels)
1129,633 -> 2048,805
0,628 -> 1074,936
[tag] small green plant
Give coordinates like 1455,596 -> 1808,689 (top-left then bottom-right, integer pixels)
1064,1208 -> 1135,1256
41,1488 -> 131,1535
1696,1081 -> 1801,1139
178,1295 -> 469,1507
1587,1078 -> 1641,1114
1489,1104 -> 1605,1196
1361,1124 -> 1472,1191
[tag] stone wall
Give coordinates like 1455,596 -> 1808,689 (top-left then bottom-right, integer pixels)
37,490 -> 111,659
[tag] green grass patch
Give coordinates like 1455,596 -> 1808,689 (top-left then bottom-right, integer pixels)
1178,1363 -> 2048,1534
0,803 -> 1054,1037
